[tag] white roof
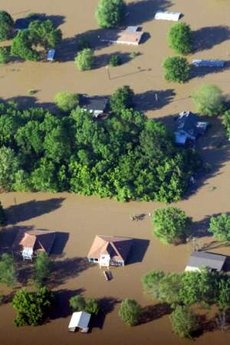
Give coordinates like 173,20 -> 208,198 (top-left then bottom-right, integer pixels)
192,59 -> 225,68
68,311 -> 91,330
22,247 -> 33,256
154,11 -> 181,21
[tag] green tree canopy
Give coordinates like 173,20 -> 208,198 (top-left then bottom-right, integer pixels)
54,91 -> 79,112
28,19 -> 62,49
170,306 -> 198,338
11,30 -> 39,61
209,213 -> 230,241
168,22 -> 192,55
96,0 -> 126,28
152,206 -> 191,244
0,253 -> 16,287
0,46 -> 11,64
34,252 -> 52,288
163,56 -> 190,83
110,85 -> 134,114
118,298 -> 141,326
0,146 -> 20,191
223,110 -> 230,138
12,287 -> 53,326
74,48 -> 94,71
192,84 -> 224,116
69,295 -> 100,315
0,11 -> 14,41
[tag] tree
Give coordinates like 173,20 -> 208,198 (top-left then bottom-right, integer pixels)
109,55 -> 121,66
28,19 -> 62,49
0,11 -> 14,41
152,206 -> 191,244
170,306 -> 198,338
12,287 -> 53,326
168,22 -> 192,55
96,0 -> 126,28
223,110 -> 230,138
69,295 -> 86,312
0,253 -> 16,287
34,252 -> 51,288
74,48 -> 94,71
118,299 -> 141,326
0,202 -> 6,226
11,30 -> 39,61
110,85 -> 134,114
54,92 -> 79,112
85,298 -> 100,315
192,84 -> 224,116
163,56 -> 190,83
209,214 -> 230,242
0,146 -> 20,191
0,47 -> 10,64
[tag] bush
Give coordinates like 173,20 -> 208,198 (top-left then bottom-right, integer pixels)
168,22 -> 192,55
96,0 -> 126,28
74,48 -> 94,71
54,91 -> 79,112
170,306 -> 198,338
118,299 -> 141,326
0,11 -> 14,41
152,206 -> 191,244
163,56 -> 190,83
109,55 -> 121,66
192,84 -> 224,116
209,214 -> 230,242
0,47 -> 10,64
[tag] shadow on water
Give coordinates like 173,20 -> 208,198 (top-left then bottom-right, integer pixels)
139,303 -> 172,324
134,89 -> 176,112
193,26 -> 230,52
190,61 -> 230,80
125,0 -> 172,26
6,198 -> 65,225
15,13 -> 65,30
92,297 -> 120,330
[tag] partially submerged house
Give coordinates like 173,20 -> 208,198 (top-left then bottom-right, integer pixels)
81,96 -> 109,118
174,111 -> 209,145
87,235 -> 133,267
185,251 -> 226,272
192,59 -> 225,68
100,26 -> 144,46
47,49 -> 56,62
15,230 -> 56,260
68,311 -> 91,333
154,11 -> 182,21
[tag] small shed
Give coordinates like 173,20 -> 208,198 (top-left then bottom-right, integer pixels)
68,311 -> 91,333
185,251 -> 226,272
192,59 -> 225,68
47,49 -> 55,62
154,11 -> 182,21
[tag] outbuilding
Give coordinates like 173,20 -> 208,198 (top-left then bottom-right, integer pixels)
68,311 -> 91,333
185,251 -> 226,272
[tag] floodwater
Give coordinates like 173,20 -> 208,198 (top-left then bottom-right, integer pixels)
0,0 -> 230,344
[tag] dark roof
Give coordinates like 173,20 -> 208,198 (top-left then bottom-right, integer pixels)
176,111 -> 200,138
81,96 -> 108,112
186,251 -> 226,271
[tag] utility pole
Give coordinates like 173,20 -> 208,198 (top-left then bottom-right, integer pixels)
105,65 -> 110,80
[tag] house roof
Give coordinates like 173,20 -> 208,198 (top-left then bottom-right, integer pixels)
186,251 -> 226,271
100,27 -> 143,45
154,11 -> 181,21
87,235 -> 133,263
81,96 -> 108,112
68,311 -> 91,330
19,230 -> 56,254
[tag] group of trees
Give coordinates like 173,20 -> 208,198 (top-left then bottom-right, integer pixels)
0,87 -> 200,202
143,269 -> 230,338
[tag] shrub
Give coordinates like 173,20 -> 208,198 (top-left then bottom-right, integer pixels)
74,48 -> 94,71
54,91 -> 79,112
152,206 -> 191,244
163,56 -> 190,83
168,22 -> 192,55
109,55 -> 121,66
119,299 -> 141,326
192,84 -> 224,116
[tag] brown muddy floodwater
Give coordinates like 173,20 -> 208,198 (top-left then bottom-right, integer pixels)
0,0 -> 230,344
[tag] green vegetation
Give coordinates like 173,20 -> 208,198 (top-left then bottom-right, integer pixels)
0,254 -> 16,287
96,0 -> 126,28
163,56 -> 190,83
109,55 -> 121,67
0,202 -> 7,226
192,84 -> 224,116
54,91 -> 79,112
11,19 -> 62,61
0,47 -> 11,64
69,295 -> 100,315
34,252 -> 52,288
0,95 -> 200,202
74,48 -> 94,71
209,213 -> 230,241
170,305 -> 198,338
168,22 -> 192,55
152,207 -> 191,244
0,11 -> 14,41
110,85 -> 134,113
118,299 -> 141,326
223,110 -> 230,138
12,287 -> 53,326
